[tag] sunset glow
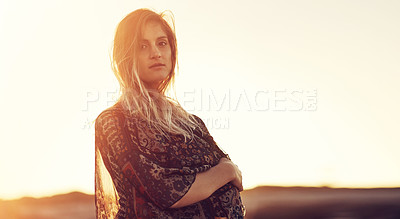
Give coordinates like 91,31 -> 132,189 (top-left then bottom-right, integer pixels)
1,0 -> 399,200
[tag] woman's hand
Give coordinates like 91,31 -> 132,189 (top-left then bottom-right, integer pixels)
219,158 -> 243,192
170,157 -> 243,208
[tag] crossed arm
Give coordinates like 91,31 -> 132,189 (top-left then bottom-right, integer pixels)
170,158 -> 243,208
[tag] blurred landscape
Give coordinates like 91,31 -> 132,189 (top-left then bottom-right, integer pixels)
1,186 -> 400,219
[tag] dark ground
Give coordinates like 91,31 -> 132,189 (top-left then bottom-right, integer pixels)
1,186 -> 400,219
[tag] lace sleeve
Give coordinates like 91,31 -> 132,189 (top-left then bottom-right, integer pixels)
95,111 -> 123,219
95,109 -> 197,210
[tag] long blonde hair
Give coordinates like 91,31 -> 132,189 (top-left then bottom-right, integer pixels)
111,8 -> 201,141
96,9 -> 205,219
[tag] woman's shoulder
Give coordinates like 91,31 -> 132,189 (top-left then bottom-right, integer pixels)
189,113 -> 201,122
190,114 -> 206,127
95,102 -> 131,126
95,101 -> 143,129
96,101 -> 120,117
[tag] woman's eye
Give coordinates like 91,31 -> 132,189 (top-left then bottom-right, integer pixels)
159,41 -> 167,46
140,44 -> 148,49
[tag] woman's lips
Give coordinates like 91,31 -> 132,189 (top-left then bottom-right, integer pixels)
149,63 -> 165,68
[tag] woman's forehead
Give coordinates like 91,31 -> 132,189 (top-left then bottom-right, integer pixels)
139,20 -> 168,41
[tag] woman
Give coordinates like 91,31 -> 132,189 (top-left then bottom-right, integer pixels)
95,8 -> 245,219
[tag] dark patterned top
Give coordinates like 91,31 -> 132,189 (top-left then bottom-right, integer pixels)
95,103 -> 245,218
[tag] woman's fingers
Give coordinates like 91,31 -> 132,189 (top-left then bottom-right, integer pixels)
218,158 -> 243,191
232,164 -> 243,191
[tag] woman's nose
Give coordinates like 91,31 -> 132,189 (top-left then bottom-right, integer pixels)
150,46 -> 161,59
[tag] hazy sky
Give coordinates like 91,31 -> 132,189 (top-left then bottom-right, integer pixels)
1,0 -> 399,199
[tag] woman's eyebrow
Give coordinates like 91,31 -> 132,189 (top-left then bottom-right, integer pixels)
140,36 -> 168,42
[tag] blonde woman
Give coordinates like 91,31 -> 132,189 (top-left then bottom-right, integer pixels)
95,8 -> 245,219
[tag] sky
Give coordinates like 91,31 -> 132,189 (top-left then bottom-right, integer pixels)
0,0 -> 399,200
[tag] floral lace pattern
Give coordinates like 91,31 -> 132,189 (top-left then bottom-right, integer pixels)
95,103 -> 245,218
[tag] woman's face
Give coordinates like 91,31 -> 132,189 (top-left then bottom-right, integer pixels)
137,21 -> 172,90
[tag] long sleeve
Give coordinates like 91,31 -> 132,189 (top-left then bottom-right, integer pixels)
95,109 -> 198,210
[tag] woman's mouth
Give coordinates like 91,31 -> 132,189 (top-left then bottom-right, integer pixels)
149,63 -> 165,68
